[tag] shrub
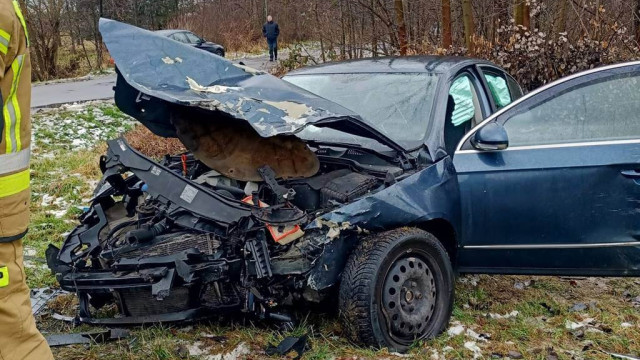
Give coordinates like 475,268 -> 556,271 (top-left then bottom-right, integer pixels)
446,22 -> 639,92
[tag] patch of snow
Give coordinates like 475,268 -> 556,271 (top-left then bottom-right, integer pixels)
487,310 -> 519,319
31,100 -> 136,156
466,329 -> 490,342
565,318 -> 595,330
186,342 -> 250,360
464,341 -> 483,359
447,323 -> 465,336
41,194 -> 54,206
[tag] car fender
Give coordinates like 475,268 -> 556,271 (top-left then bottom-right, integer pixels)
304,157 -> 462,290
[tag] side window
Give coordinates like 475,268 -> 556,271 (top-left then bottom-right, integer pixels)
448,75 -> 478,126
445,74 -> 483,155
503,72 -> 640,147
171,32 -> 189,43
480,68 -> 514,109
185,32 -> 201,44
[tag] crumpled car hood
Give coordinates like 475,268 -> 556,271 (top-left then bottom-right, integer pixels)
99,18 -> 403,149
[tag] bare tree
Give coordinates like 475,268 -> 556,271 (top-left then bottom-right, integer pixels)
554,0 -> 568,34
461,0 -> 475,49
22,0 -> 64,80
394,0 -> 408,54
441,0 -> 452,47
514,0 -> 530,29
635,0 -> 640,44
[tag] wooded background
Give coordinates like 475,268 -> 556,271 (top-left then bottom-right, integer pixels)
20,0 -> 640,90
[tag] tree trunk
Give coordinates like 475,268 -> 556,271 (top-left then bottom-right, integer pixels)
522,3 -> 530,29
339,0 -> 346,59
514,1 -> 530,29
634,0 -> 640,45
514,0 -> 522,25
394,0 -> 407,55
314,0 -> 326,62
554,0 -> 568,34
461,0 -> 475,50
371,0 -> 378,56
441,0 -> 452,48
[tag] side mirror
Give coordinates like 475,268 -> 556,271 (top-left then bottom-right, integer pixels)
197,38 -> 205,45
471,122 -> 509,151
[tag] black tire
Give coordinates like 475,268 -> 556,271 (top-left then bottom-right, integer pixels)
339,227 -> 454,352
215,49 -> 225,57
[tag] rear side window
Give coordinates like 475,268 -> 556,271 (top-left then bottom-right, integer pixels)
479,66 -> 523,110
506,75 -> 523,99
485,73 -> 512,108
502,71 -> 640,146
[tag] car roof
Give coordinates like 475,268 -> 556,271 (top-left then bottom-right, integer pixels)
155,29 -> 188,36
285,56 -> 496,76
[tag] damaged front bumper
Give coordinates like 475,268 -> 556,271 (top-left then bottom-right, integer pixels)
47,138 -> 358,325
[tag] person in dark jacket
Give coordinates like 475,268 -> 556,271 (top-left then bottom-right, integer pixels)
262,15 -> 279,61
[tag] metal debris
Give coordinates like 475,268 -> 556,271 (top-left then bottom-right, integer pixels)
265,335 -> 308,360
52,313 -> 76,323
45,329 -> 130,347
30,287 -> 64,315
608,353 -> 640,360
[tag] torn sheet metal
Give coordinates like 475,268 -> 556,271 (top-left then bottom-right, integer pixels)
31,287 -> 64,315
99,18 -> 404,152
265,335 -> 309,360
45,329 -> 130,347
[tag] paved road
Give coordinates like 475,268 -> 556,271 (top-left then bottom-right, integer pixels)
31,54 -> 276,109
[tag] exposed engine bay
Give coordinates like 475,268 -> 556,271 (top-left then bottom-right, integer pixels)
47,137 -> 407,324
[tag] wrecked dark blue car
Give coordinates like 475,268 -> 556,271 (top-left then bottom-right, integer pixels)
47,19 -> 640,352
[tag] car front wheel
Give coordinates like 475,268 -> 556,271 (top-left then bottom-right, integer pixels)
339,227 -> 454,352
214,49 -> 225,57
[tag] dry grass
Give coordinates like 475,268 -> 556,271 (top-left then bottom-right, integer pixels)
124,125 -> 186,159
37,275 -> 640,360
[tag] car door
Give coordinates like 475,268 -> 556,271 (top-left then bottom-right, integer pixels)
454,63 -> 640,276
184,32 -> 202,48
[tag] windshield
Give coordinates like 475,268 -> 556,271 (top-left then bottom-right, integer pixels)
284,72 -> 439,149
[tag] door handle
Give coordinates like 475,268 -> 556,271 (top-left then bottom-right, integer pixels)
621,170 -> 640,178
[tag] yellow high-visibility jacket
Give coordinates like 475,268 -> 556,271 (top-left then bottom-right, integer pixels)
0,0 -> 31,242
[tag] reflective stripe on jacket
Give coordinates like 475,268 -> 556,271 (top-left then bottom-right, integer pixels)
0,0 -> 31,242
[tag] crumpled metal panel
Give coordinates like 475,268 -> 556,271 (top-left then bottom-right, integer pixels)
99,18 -> 365,138
307,158 -> 460,232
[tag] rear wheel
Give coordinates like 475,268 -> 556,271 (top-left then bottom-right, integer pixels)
339,228 -> 454,352
214,49 -> 225,57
